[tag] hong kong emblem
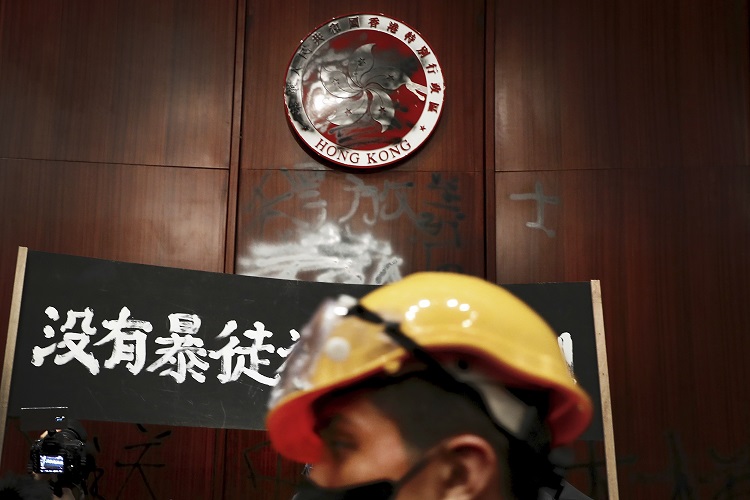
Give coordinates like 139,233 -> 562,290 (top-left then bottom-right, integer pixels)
284,14 -> 445,169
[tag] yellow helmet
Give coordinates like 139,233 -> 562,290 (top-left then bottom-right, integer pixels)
266,272 -> 593,463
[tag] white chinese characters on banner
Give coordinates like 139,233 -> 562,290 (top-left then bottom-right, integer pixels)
95,306 -> 151,375
32,307 -> 100,375
32,306 -> 577,388
31,307 -> 300,388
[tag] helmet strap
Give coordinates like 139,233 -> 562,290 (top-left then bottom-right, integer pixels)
347,301 -> 570,495
348,303 -> 552,452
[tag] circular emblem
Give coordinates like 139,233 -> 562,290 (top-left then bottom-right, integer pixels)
284,14 -> 445,169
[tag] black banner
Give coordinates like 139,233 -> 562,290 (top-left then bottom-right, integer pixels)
8,251 -> 602,441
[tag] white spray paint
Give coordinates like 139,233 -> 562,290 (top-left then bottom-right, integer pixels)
510,181 -> 559,237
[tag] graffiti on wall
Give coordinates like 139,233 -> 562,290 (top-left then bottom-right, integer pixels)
510,180 -> 559,237
237,169 -> 467,284
114,425 -> 171,500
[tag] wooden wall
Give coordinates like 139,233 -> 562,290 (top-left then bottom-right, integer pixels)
494,0 -> 750,497
0,0 -> 747,498
0,0 -> 237,497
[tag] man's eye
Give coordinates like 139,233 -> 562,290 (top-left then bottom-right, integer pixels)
326,438 -> 357,459
318,426 -> 356,456
329,439 -> 355,450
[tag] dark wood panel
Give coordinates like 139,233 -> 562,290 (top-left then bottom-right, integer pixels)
241,0 -> 485,172
495,167 -> 750,498
235,168 -> 485,283
0,159 -> 229,356
0,159 -> 229,494
494,0 -> 749,172
0,0 -> 237,167
1,419 -> 221,499
0,159 -> 229,271
85,422 -> 219,499
494,2 -> 750,496
221,429 -> 304,500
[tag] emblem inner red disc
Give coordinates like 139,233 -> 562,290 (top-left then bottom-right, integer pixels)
284,14 -> 445,169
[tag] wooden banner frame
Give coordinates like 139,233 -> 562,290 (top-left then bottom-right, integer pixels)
591,279 -> 619,498
0,246 -> 27,456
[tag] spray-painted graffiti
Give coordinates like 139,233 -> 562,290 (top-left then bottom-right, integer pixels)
239,221 -> 403,285
619,431 -> 750,499
242,439 -> 304,499
559,431 -> 750,498
238,169 -> 467,284
702,446 -> 750,498
114,424 -> 171,500
509,180 -> 559,237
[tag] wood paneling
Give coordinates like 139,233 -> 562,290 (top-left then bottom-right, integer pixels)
496,167 -> 750,497
495,0 -> 749,172
241,0 -> 486,172
0,159 -> 229,274
0,157 -> 229,385
1,419 -> 222,499
0,159 -> 230,496
495,0 -> 750,497
0,0 -> 237,167
221,429 -> 304,500
0,0 -> 238,497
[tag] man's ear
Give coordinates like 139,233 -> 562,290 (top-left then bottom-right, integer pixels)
438,434 -> 501,499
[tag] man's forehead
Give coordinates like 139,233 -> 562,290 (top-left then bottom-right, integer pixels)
313,388 -> 384,432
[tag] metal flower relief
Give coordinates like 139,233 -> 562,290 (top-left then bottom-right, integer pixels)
320,43 -> 427,132
285,14 -> 445,169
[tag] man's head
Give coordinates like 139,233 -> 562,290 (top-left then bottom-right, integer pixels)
266,272 -> 592,499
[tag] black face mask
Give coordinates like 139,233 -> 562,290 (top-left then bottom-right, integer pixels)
291,450 -> 433,500
291,478 -> 396,500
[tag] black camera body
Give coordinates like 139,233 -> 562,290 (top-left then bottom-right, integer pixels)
28,428 -> 88,485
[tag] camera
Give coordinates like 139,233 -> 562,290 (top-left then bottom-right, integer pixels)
28,427 -> 88,485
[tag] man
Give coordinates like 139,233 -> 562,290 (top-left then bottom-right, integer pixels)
0,473 -> 55,499
267,272 -> 594,499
